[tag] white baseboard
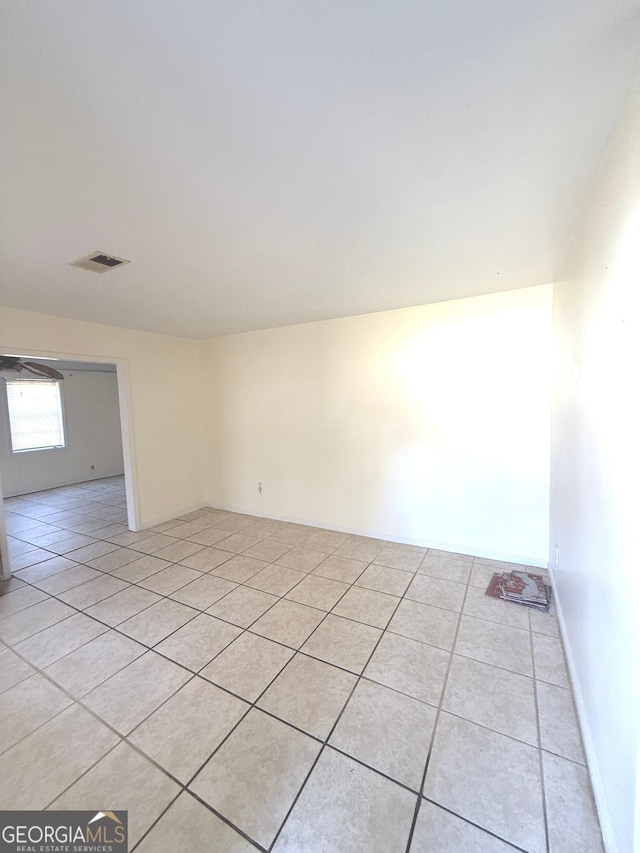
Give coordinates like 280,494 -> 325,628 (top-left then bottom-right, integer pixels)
550,564 -> 620,853
204,502 -> 547,568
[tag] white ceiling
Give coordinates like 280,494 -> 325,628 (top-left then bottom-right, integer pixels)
1,1 -> 639,339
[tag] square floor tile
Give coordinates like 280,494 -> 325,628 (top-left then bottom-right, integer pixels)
269,525 -> 315,546
139,564 -> 202,595
285,574 -> 349,611
136,791 -> 256,852
470,560 -> 520,589
410,801 -> 517,852
47,533 -> 99,555
190,708 -> 321,849
14,555 -> 77,583
258,653 -> 356,739
155,613 -> 241,671
153,540 -> 206,563
131,533 -> 180,554
455,615 -> 533,676
330,679 -> 436,790
0,586 -> 48,618
44,630 -> 146,697
58,575 -> 129,609
537,680 -> 585,763
35,565 -> 103,595
533,633 -> 570,687
206,585 -> 278,628
7,538 -> 38,557
0,704 -> 118,810
417,554 -> 473,584
118,599 -> 197,646
130,677 -> 249,783
374,546 -> 424,572
245,564 -> 306,596
111,554 -> 172,582
543,751 -> 604,853
211,555 -> 268,584
64,540 -> 120,562
0,577 -> 25,596
332,586 -> 399,629
245,520 -> 288,539
184,527 -> 237,547
388,599 -> 458,650
277,546 -> 327,572
301,614 -> 381,674
169,573 -> 237,610
51,741 -> 180,847
364,632 -> 449,705
356,564 -> 412,596
273,747 -> 416,853
83,651 -> 191,734
0,674 -> 72,754
178,546 -> 234,571
106,530 -> 154,547
529,605 -> 561,638
242,539 -> 293,563
334,537 -> 385,562
251,599 -> 326,649
216,532 -> 265,554
200,631 -> 294,701
405,574 -> 466,612
86,548 -> 141,572
85,586 -> 161,626
0,648 -> 36,693
0,598 -> 76,645
463,584 -> 530,630
302,530 -> 349,554
424,712 -> 546,853
442,654 -> 538,745
9,548 -> 54,572
312,555 -> 369,584
13,612 -> 108,668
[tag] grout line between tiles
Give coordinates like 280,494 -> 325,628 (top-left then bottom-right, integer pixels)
2,478 -> 568,851
531,621 -> 552,853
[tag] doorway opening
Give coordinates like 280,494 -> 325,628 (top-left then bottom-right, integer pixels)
0,353 -> 139,580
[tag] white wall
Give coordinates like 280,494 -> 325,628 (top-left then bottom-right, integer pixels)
204,284 -> 552,564
550,78 -> 640,853
0,307 -> 204,529
0,369 -> 124,496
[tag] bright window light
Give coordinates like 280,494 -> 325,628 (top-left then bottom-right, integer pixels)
5,379 -> 66,452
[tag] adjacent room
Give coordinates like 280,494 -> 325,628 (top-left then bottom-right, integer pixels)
0,3 -> 638,853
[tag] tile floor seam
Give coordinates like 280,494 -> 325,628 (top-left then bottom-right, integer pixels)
2,631 -> 270,847
0,678 -> 77,759
3,479 -> 590,853
266,583 -> 410,851
419,797 -> 529,852
531,625 -> 552,853
6,560 -> 549,694
403,564 -> 470,853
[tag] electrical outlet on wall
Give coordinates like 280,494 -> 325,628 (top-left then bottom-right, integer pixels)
555,545 -> 559,565
90,465 -> 95,471
258,481 -> 263,494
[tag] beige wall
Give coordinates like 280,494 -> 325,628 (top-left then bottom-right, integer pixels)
550,78 -> 640,853
0,307 -> 203,528
204,285 -> 552,564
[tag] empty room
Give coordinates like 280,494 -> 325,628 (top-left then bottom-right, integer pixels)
0,3 -> 638,853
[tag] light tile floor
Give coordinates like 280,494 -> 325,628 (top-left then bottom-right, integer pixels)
1,477 -> 604,852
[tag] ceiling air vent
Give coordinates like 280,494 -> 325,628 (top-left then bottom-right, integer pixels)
70,251 -> 130,273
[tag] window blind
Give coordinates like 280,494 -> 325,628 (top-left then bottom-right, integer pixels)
6,380 -> 65,452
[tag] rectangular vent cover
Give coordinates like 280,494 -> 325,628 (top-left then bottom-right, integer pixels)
70,252 -> 130,273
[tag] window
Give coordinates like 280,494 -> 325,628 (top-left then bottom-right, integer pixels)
5,379 -> 66,452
